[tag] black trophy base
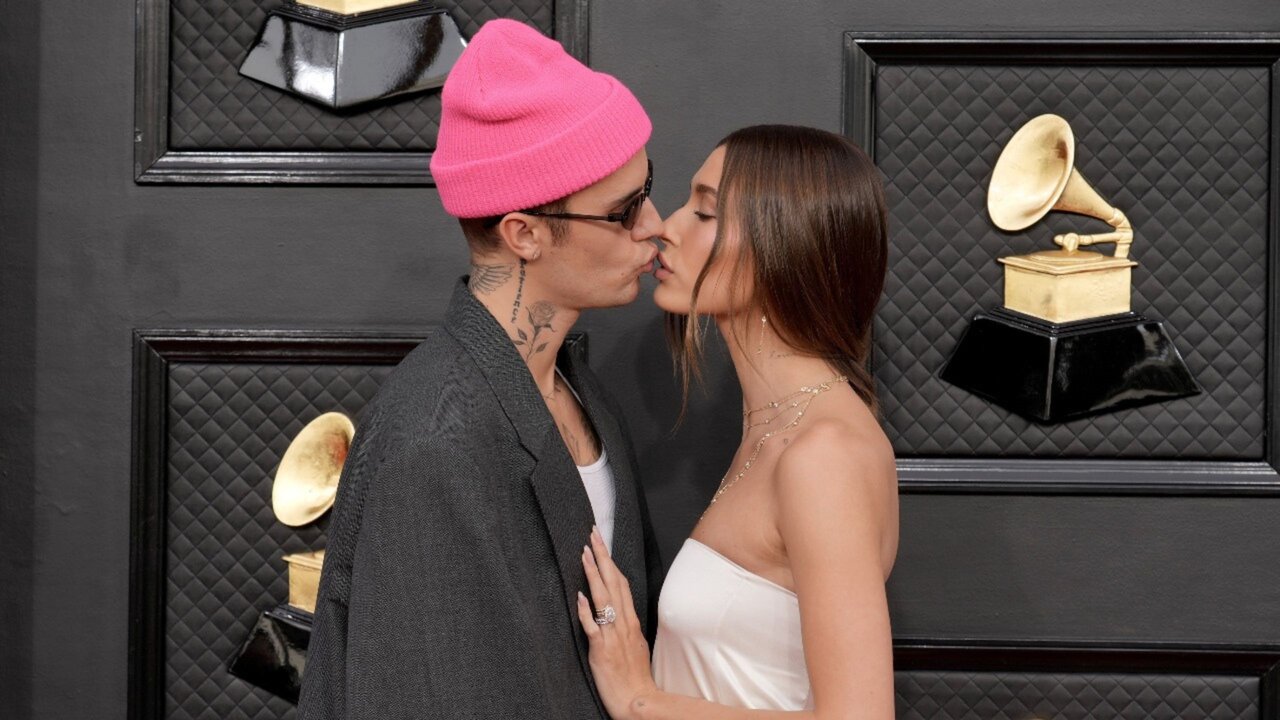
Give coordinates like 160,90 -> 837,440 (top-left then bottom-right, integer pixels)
238,2 -> 466,109
228,604 -> 314,704
939,308 -> 1200,424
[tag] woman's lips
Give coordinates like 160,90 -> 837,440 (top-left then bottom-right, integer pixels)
654,253 -> 673,281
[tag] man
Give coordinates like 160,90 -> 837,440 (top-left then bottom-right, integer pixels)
296,18 -> 664,720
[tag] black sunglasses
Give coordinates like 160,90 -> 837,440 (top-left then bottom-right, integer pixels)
508,160 -> 653,231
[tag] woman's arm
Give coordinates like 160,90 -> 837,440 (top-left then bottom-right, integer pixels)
578,422 -> 897,720
773,420 -> 897,719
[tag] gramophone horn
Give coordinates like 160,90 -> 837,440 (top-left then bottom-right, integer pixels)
988,113 -> 1132,258
272,412 -> 355,527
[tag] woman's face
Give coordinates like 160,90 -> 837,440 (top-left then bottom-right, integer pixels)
653,146 -> 749,316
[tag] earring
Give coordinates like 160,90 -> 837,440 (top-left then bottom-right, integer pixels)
756,315 -> 767,355
532,248 -> 542,261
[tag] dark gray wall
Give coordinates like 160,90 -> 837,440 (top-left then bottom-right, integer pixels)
1,0 -> 39,717
4,1 -> 1280,718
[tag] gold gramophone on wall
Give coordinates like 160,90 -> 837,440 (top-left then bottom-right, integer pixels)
228,412 -> 354,703
990,114 -> 1136,324
273,412 -> 355,613
940,113 -> 1199,423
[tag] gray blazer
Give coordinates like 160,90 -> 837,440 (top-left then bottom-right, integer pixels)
296,280 -> 662,719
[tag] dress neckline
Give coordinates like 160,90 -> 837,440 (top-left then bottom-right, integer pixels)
684,538 -> 797,598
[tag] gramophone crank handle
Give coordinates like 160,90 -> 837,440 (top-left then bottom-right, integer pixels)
1054,228 -> 1134,258
1053,207 -> 1134,258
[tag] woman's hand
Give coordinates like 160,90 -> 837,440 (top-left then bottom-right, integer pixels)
575,526 -> 659,720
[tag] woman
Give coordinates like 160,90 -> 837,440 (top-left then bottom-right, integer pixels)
575,125 -> 898,719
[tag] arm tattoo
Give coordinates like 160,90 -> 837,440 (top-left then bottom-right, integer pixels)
510,259 -> 526,324
468,263 -> 513,295
514,300 -> 556,361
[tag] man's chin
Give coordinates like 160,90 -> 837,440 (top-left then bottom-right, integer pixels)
580,281 -> 644,310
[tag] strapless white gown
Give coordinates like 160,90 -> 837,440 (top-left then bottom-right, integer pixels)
651,539 -> 813,710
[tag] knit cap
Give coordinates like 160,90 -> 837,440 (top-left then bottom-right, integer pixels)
430,19 -> 652,218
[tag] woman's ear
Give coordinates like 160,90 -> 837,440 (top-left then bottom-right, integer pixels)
494,213 -> 549,262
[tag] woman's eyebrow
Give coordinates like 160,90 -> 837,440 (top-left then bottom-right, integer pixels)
694,183 -> 718,197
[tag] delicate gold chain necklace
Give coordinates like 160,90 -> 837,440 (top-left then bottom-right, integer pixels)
704,374 -> 846,514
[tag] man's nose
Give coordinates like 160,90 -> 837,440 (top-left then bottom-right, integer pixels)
631,197 -> 663,241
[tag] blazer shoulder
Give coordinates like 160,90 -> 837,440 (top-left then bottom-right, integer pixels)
359,332 -> 524,471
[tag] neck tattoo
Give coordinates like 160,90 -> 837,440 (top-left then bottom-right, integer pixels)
510,258 -> 526,325
516,300 -> 556,361
469,262 -> 513,295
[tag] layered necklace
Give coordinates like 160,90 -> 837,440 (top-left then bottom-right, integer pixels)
704,373 -> 847,514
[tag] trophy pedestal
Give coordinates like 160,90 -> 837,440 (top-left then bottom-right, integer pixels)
283,549 -> 325,614
940,308 -> 1200,423
238,1 -> 466,109
1000,250 -> 1137,324
228,604 -> 314,704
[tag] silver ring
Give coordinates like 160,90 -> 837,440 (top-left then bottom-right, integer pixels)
593,605 -> 616,625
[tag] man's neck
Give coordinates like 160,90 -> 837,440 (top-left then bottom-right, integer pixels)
467,257 -> 580,394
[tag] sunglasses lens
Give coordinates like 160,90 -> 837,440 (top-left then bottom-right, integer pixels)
621,196 -> 642,230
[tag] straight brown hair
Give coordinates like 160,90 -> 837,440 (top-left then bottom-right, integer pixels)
666,124 -> 888,415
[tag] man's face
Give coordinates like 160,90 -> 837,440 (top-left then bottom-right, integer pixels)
537,151 -> 661,310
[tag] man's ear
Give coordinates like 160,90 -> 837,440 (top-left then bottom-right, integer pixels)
494,213 -> 548,262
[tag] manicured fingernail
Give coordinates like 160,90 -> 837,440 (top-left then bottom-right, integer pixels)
577,591 -> 586,602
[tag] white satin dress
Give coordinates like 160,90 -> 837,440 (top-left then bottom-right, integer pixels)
651,539 -> 813,710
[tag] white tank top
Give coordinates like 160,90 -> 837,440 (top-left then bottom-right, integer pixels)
576,448 -> 615,553
652,539 -> 812,710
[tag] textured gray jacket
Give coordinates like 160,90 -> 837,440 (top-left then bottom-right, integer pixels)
296,280 -> 662,719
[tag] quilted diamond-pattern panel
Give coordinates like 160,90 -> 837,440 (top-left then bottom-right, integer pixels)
895,670 -> 1259,720
166,362 -> 392,720
872,64 -> 1270,458
168,0 -> 554,150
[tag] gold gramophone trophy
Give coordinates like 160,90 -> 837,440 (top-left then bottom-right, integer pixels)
228,412 -> 354,703
939,114 -> 1199,423
273,411 -> 354,613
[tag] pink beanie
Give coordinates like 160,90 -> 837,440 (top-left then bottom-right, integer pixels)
430,19 -> 652,218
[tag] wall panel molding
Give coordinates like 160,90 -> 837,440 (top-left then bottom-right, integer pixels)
894,640 -> 1280,720
128,329 -> 585,719
133,1 -> 590,185
844,33 -> 1280,496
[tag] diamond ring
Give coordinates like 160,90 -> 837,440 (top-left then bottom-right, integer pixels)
593,605 -> 617,625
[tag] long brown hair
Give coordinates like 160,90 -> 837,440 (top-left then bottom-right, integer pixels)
666,124 -> 888,415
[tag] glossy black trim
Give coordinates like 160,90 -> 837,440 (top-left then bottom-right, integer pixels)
134,1 -> 590,185
275,1 -> 447,30
842,33 -> 1280,496
127,329 -> 586,719
895,638 -> 1280,675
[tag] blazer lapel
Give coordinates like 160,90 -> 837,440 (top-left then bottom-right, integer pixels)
525,425 -> 601,698
557,348 -> 649,637
443,280 -> 607,710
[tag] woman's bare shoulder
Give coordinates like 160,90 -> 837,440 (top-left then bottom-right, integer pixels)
776,413 -> 896,489
772,412 -> 899,568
